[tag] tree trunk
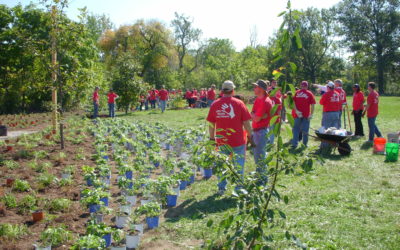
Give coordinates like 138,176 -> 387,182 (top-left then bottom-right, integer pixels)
376,45 -> 385,95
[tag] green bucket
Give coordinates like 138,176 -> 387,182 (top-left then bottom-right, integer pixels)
385,143 -> 399,162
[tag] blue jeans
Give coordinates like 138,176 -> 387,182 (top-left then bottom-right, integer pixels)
217,144 -> 246,191
252,128 -> 269,183
321,111 -> 340,148
93,102 -> 98,118
207,99 -> 214,107
368,117 -> 382,141
269,124 -> 275,144
145,100 -> 149,110
338,110 -> 342,129
160,100 -> 166,112
292,118 -> 310,148
108,103 -> 115,118
322,111 -> 340,129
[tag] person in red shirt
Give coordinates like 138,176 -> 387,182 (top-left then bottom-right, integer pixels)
107,89 -> 118,118
149,89 -> 157,109
291,81 -> 316,148
363,82 -> 382,142
251,80 -> 273,184
207,80 -> 253,194
207,85 -> 216,107
158,86 -> 169,113
320,81 -> 341,129
352,84 -> 365,136
334,79 -> 347,128
184,89 -> 192,106
199,88 -> 207,108
92,86 -> 100,119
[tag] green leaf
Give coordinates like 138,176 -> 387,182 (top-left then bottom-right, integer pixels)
288,62 -> 297,73
287,113 -> 295,127
294,27 -> 302,49
277,11 -> 286,17
278,210 -> 286,219
288,84 -> 296,95
206,219 -> 213,227
270,103 -> 279,116
269,115 -> 278,125
285,231 -> 291,240
269,87 -> 280,98
284,195 -> 289,204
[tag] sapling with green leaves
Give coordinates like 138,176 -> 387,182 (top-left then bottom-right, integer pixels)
38,226 -> 72,247
136,201 -> 161,218
71,234 -> 106,250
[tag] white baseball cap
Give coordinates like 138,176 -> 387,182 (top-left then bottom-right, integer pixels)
327,81 -> 335,88
222,80 -> 236,91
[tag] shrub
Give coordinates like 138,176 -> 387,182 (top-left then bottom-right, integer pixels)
0,224 -> 29,240
17,195 -> 37,214
3,160 -> 19,170
39,226 -> 72,247
2,194 -> 17,208
37,172 -> 56,188
45,198 -> 71,213
12,179 -> 31,192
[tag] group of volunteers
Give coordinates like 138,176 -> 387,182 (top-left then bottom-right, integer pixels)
92,87 -> 119,119
206,79 -> 382,194
138,86 -> 171,113
184,86 -> 217,108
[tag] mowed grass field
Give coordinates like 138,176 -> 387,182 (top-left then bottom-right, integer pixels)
119,96 -> 400,249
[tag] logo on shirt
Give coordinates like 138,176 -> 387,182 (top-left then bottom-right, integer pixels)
331,93 -> 340,102
296,92 -> 309,99
217,103 -> 235,119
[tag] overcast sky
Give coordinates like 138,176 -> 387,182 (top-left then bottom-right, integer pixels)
4,0 -> 340,50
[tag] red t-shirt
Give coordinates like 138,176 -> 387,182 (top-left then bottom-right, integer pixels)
292,89 -> 316,118
207,89 -> 216,100
352,91 -> 364,111
158,89 -> 169,101
149,90 -> 157,101
93,91 -> 99,102
270,95 -> 282,124
252,96 -> 273,129
107,92 -> 118,104
367,90 -> 379,118
200,90 -> 206,98
207,97 -> 251,147
185,91 -> 192,99
192,90 -> 198,97
336,87 -> 347,105
319,90 -> 341,112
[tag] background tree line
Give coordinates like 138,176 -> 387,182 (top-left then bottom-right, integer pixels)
0,0 -> 399,114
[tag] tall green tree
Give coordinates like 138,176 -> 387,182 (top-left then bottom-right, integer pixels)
336,0 -> 400,94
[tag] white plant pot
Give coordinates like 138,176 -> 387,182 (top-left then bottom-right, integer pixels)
115,215 -> 129,228
126,234 -> 141,249
120,204 -> 132,215
181,152 -> 190,160
61,173 -> 71,179
94,213 -> 104,224
110,245 -> 126,250
140,199 -> 151,206
126,195 -> 137,206
134,223 -> 144,235
200,167 -> 204,175
173,186 -> 180,197
33,244 -> 51,250
101,177 -> 110,185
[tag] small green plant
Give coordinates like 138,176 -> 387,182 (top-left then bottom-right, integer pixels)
33,150 -> 48,159
37,172 -> 56,188
12,179 -> 31,192
2,194 -> 17,208
111,229 -> 126,247
45,198 -> 71,213
13,149 -> 34,160
3,160 -> 19,170
39,226 -> 72,247
0,223 -> 29,240
32,161 -> 52,173
59,178 -> 73,186
137,201 -> 161,218
86,222 -> 113,236
71,234 -> 106,249
63,165 -> 75,175
17,194 -> 37,214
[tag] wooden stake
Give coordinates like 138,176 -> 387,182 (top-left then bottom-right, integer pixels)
51,5 -> 58,134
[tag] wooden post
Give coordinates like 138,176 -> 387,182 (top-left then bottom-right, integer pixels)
60,122 -> 64,149
51,5 -> 58,134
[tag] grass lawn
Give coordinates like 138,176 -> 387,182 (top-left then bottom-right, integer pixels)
118,96 -> 400,249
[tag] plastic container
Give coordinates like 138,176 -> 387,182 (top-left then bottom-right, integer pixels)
385,143 -> 399,162
89,204 -> 101,213
179,180 -> 187,190
166,194 -> 178,207
373,138 -> 386,155
125,171 -> 133,180
100,197 -> 109,207
102,233 -> 112,247
146,216 -> 159,229
203,168 -> 213,179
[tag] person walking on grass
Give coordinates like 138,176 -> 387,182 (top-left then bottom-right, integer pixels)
206,80 -> 253,195
158,86 -> 169,113
291,81 -> 316,149
352,84 -> 365,137
93,86 -> 100,119
207,85 -> 216,107
363,82 -> 382,143
107,89 -> 118,118
251,80 -> 273,185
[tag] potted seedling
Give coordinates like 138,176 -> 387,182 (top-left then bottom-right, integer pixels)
32,206 -> 45,222
81,194 -> 103,214
118,177 -> 133,193
126,214 -> 142,249
110,229 -> 126,250
34,226 -> 72,250
118,196 -> 131,215
86,222 -> 113,248
115,210 -> 130,229
61,165 -> 75,179
72,234 -> 106,249
166,188 -> 178,207
137,201 -> 162,229
124,188 -> 140,207
6,177 -> 15,187
93,206 -> 113,224
148,153 -> 162,168
82,166 -> 96,186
